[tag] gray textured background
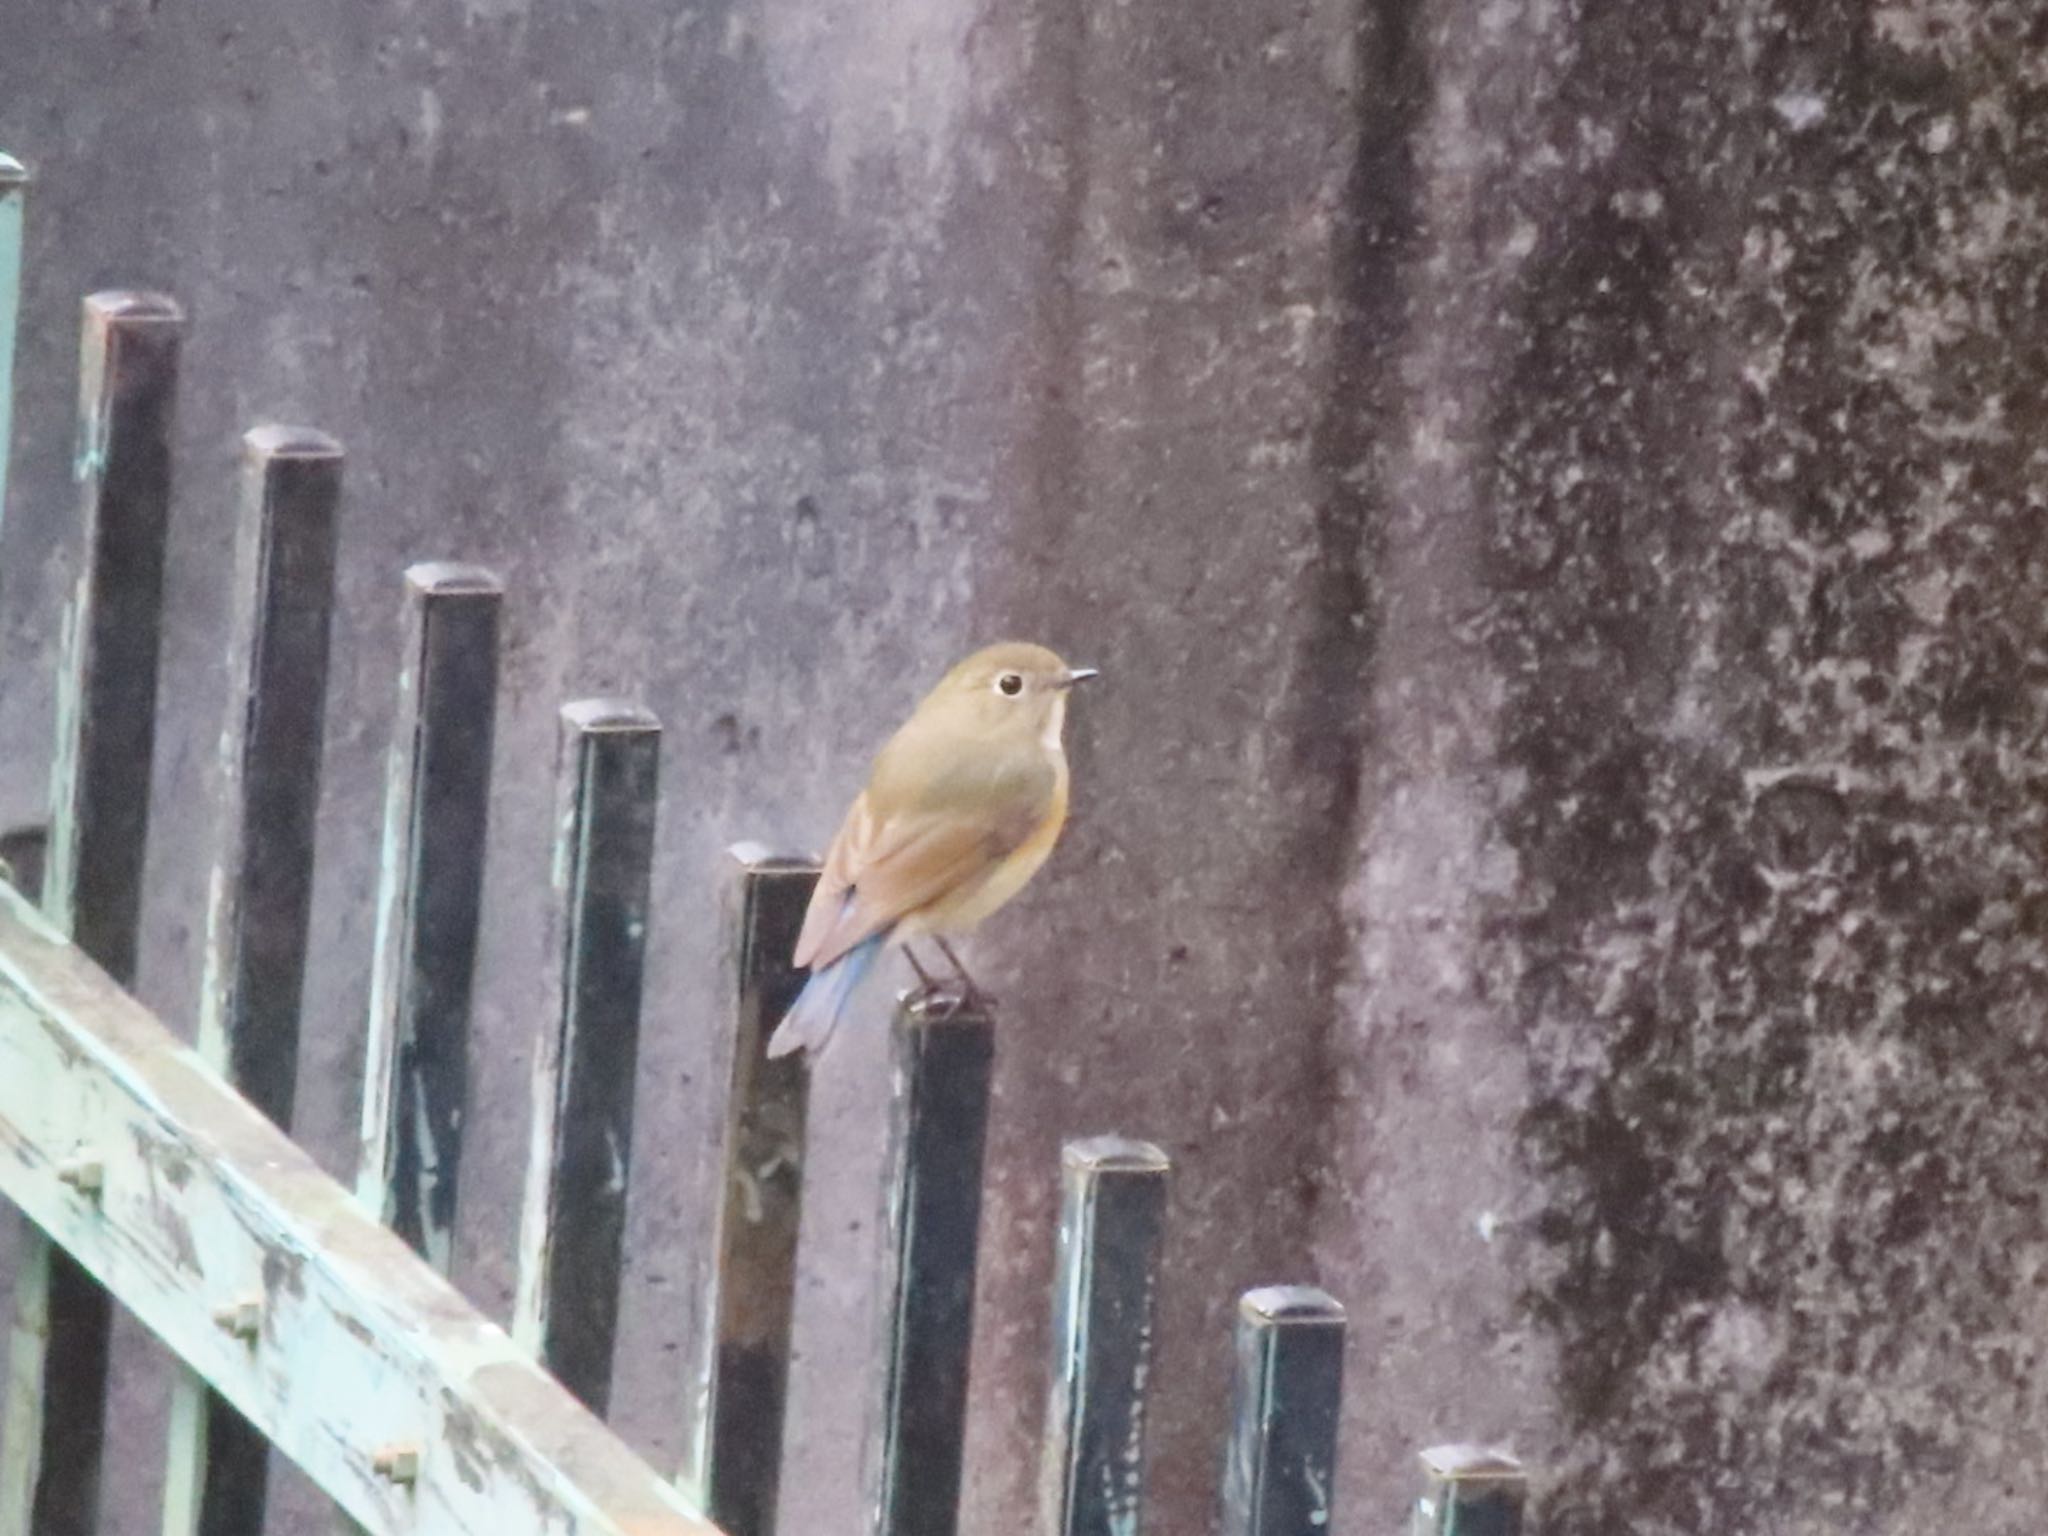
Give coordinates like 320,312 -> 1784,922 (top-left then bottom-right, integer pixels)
4,1 -> 2048,1533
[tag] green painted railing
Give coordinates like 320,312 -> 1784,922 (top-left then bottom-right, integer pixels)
0,882 -> 714,1536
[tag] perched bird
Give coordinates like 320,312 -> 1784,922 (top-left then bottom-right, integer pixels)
768,642 -> 1098,1058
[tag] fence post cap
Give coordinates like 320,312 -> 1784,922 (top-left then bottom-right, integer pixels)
243,423 -> 343,461
403,560 -> 503,596
0,153 -> 26,188
727,840 -> 819,873
1418,1444 -> 1526,1482
83,289 -> 184,325
560,698 -> 661,734
1239,1284 -> 1344,1324
1063,1134 -> 1169,1173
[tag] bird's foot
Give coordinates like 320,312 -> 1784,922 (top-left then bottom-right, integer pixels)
931,936 -> 998,1012
902,976 -> 997,1021
903,940 -> 996,1018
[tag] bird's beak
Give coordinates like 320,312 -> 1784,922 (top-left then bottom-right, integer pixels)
1058,666 -> 1100,690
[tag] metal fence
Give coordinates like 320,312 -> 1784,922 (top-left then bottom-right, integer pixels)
0,151 -> 1527,1536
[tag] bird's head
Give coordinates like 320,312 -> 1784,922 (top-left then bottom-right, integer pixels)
923,642 -> 1099,749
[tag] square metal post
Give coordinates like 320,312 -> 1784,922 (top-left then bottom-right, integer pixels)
1039,1136 -> 1170,1536
1,289 -> 182,1536
867,995 -> 996,1536
690,845 -> 819,1536
1220,1286 -> 1346,1536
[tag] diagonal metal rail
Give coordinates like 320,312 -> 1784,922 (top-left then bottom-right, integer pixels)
0,879 -> 719,1536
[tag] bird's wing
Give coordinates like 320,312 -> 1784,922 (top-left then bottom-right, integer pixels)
793,791 -> 877,969
794,758 -> 1054,972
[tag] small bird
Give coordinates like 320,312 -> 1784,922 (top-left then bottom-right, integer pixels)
768,642 -> 1098,1058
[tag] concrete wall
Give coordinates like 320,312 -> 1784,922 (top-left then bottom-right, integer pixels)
4,2 -> 2047,1533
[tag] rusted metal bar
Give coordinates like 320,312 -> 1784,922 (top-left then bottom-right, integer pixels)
0,880 -> 717,1536
162,426 -> 343,1536
688,845 -> 818,1536
356,563 -> 502,1270
1039,1137 -> 1170,1536
0,289 -> 183,1536
1411,1446 -> 1527,1536
1220,1286 -> 1346,1536
513,700 -> 661,1416
868,994 -> 996,1536
0,154 -> 25,531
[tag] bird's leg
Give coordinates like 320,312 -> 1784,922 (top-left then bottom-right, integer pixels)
902,942 -> 941,995
933,936 -> 996,1010
902,941 -> 964,1020
902,940 -> 973,1021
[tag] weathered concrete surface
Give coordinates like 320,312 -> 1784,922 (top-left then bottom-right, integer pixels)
4,2 -> 2048,1534
1316,4 -> 2048,1533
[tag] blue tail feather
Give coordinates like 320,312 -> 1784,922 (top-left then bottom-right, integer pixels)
768,933 -> 884,1058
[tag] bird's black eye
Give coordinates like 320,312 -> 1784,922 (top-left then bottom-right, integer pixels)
997,672 -> 1024,696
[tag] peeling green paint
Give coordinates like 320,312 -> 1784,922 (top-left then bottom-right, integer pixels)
0,881 -> 723,1536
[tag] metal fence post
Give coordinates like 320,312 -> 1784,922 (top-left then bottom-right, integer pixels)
160,427 -> 341,1536
0,289 -> 183,1536
1040,1136 -> 1170,1536
1412,1446 -> 1526,1536
689,845 -> 818,1536
512,700 -> 661,1415
0,155 -> 26,532
355,563 -> 502,1268
1219,1286 -> 1346,1536
868,993 -> 996,1536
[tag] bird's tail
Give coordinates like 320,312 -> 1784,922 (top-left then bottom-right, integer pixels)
768,934 -> 884,1058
